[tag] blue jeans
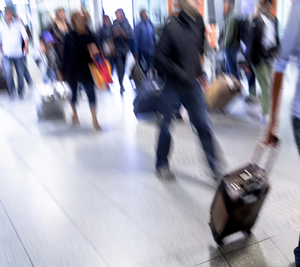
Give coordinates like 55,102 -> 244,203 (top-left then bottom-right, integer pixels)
293,117 -> 300,267
156,81 -> 217,172
24,57 -> 32,85
225,46 -> 239,80
293,117 -> 300,155
2,56 -> 25,96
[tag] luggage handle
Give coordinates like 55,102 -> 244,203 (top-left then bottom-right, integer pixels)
251,137 -> 280,175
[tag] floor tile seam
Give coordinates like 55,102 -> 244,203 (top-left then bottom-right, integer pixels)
221,237 -> 271,257
6,145 -> 113,267
0,199 -> 35,267
191,255 -> 225,267
269,236 -> 295,264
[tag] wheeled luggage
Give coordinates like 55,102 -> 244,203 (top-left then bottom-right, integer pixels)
130,63 -> 145,89
133,78 -> 163,116
36,82 -> 71,121
206,74 -> 241,109
210,141 -> 279,245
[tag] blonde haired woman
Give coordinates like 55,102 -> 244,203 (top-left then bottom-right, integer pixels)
62,11 -> 100,130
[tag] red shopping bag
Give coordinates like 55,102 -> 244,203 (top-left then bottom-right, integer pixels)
92,51 -> 113,86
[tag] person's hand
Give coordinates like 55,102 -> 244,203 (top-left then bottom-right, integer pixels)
243,64 -> 251,75
56,71 -> 64,82
133,53 -> 139,62
198,75 -> 209,90
88,43 -> 99,56
120,29 -> 127,39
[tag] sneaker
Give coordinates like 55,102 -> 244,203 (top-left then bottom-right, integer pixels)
173,111 -> 183,120
156,166 -> 176,182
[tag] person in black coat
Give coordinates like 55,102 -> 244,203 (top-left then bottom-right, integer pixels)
62,11 -> 100,130
49,8 -> 72,73
97,15 -> 115,73
112,9 -> 134,94
154,0 -> 222,181
248,0 -> 280,120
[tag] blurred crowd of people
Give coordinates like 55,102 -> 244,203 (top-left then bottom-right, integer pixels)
1,0 -> 300,264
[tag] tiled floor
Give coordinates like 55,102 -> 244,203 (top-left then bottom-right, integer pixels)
0,59 -> 299,266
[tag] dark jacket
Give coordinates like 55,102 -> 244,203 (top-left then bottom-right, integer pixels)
154,11 -> 204,88
134,19 -> 156,57
112,19 -> 134,57
62,30 -> 96,83
248,14 -> 280,66
97,25 -> 113,44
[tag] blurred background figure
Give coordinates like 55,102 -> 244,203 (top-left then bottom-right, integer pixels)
38,31 -> 61,83
154,0 -> 222,181
248,0 -> 280,122
223,0 -> 240,80
97,15 -> 115,74
62,11 -> 100,130
49,7 -> 72,76
134,9 -> 156,78
113,8 -> 134,95
0,7 -> 28,99
82,6 -> 94,31
23,25 -> 33,88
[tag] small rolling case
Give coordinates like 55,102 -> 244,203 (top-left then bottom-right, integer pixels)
210,140 -> 279,245
206,73 -> 241,110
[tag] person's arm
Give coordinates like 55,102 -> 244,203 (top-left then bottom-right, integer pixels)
154,20 -> 190,84
20,23 -> 29,54
134,24 -> 140,58
267,1 -> 300,143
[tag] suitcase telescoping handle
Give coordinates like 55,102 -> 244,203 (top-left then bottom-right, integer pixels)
251,137 -> 280,175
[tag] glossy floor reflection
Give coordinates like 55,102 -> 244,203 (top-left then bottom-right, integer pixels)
0,60 -> 299,266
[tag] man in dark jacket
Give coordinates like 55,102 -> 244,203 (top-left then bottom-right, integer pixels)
248,0 -> 280,121
134,9 -> 156,76
154,0 -> 222,181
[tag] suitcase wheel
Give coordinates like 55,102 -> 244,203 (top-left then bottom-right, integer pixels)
215,237 -> 224,246
243,229 -> 252,236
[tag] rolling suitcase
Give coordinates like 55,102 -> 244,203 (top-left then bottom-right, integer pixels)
36,83 -> 64,121
210,140 -> 279,245
206,73 -> 241,110
130,63 -> 145,89
133,78 -> 163,117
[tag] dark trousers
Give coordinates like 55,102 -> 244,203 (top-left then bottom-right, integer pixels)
69,79 -> 96,106
115,55 -> 126,87
293,117 -> 300,267
225,46 -> 239,80
156,81 -> 217,172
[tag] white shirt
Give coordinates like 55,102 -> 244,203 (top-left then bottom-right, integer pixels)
0,19 -> 28,58
260,13 -> 276,50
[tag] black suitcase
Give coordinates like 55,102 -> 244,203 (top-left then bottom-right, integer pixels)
210,141 -> 279,245
133,78 -> 164,116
